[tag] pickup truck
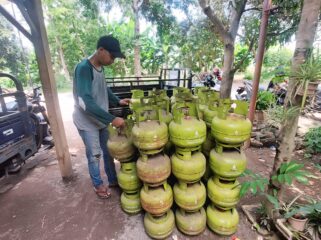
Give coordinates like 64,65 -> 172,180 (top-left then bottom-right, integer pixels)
107,68 -> 192,118
0,73 -> 38,174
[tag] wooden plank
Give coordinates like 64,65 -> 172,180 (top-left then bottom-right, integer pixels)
23,0 -> 72,179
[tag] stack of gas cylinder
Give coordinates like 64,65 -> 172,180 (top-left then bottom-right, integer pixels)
106,122 -> 142,214
169,93 -> 208,235
108,87 -> 252,238
197,89 -> 220,182
132,90 -> 175,239
207,98 -> 252,235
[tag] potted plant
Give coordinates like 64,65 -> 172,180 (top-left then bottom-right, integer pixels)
284,199 -> 321,232
306,201 -> 321,239
294,53 -> 321,108
255,91 -> 276,122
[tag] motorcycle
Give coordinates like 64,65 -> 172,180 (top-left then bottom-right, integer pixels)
192,71 -> 221,91
26,87 -> 53,149
235,80 -> 287,105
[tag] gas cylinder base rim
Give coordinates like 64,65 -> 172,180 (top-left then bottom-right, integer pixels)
207,224 -> 237,236
210,174 -> 239,181
139,148 -> 164,156
119,188 -> 141,194
175,145 -> 201,153
207,203 -> 236,211
215,142 -> 243,149
143,180 -> 167,188
117,156 -> 137,163
121,207 -> 142,215
145,228 -> 174,240
142,209 -> 172,217
172,173 -> 203,184
177,226 -> 206,236
175,206 -> 204,213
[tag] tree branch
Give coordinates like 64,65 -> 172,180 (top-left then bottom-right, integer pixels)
244,7 -> 261,12
229,0 -> 248,40
267,26 -> 296,37
198,0 -> 230,42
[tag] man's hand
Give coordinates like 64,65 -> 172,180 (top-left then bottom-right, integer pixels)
119,98 -> 131,106
112,117 -> 125,128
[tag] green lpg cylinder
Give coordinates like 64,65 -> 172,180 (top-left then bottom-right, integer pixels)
136,153 -> 171,186
132,120 -> 168,154
120,191 -> 141,214
107,134 -> 136,162
209,149 -> 247,180
207,204 -> 239,236
175,208 -> 206,236
211,113 -> 252,147
173,181 -> 206,212
144,210 -> 175,240
169,115 -> 206,149
117,162 -> 142,193
140,182 -> 173,216
207,176 -> 240,210
171,151 -> 206,183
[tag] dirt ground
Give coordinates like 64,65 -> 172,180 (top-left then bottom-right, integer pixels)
0,92 -> 320,240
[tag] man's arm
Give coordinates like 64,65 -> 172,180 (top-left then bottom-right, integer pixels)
107,87 -> 121,107
107,87 -> 131,106
76,64 -> 116,124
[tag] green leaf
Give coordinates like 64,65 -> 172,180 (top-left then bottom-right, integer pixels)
285,209 -> 298,218
240,182 -> 251,197
284,174 -> 293,185
280,162 -> 289,174
251,181 -> 258,194
277,174 -> 285,183
295,175 -> 309,184
285,163 -> 304,173
266,194 -> 279,209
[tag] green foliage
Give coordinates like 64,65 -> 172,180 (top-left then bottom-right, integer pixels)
257,204 -> 274,232
304,127 -> 321,154
0,15 -> 30,87
234,44 -> 253,72
314,164 -> 321,172
256,91 -> 276,110
239,169 -> 269,197
294,53 -> 321,83
285,200 -> 321,219
240,162 -> 312,201
266,105 -> 300,128
263,47 -> 293,70
272,161 -> 311,185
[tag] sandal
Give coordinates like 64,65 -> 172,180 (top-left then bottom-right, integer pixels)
93,185 -> 111,199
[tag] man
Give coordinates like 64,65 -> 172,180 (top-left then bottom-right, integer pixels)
73,35 -> 130,199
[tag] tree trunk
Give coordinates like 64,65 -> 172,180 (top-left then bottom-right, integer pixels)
133,0 -> 143,78
274,0 -> 321,172
221,41 -> 235,98
55,36 -> 71,82
267,0 -> 321,217
198,0 -> 247,98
